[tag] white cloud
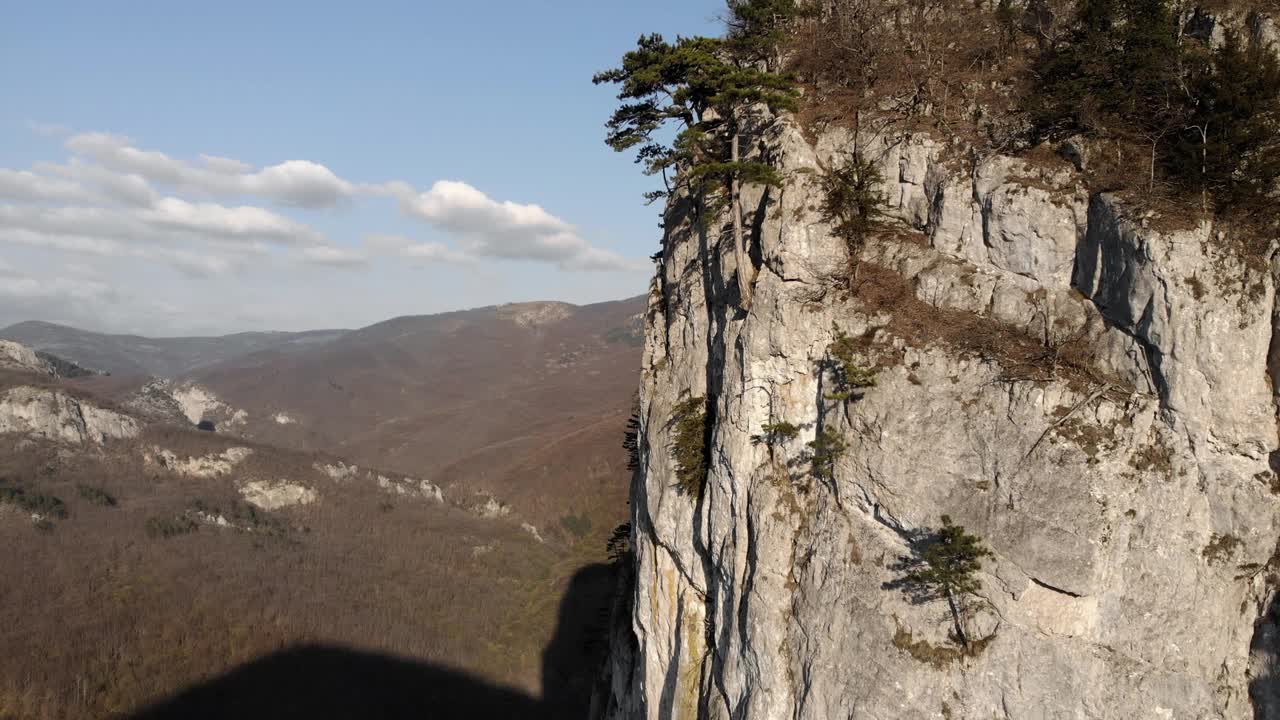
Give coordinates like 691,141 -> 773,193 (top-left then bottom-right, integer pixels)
161,249 -> 238,277
0,227 -> 126,256
66,132 -> 181,181
240,160 -> 354,208
0,270 -> 119,304
567,246 -> 651,272
0,199 -> 318,248
1,205 -> 125,240
390,180 -> 638,271
66,132 -> 355,208
365,233 -> 475,265
0,169 -> 96,204
0,126 -> 644,328
0,228 -> 239,278
140,197 -> 318,244
397,180 -> 574,238
363,233 -> 413,253
301,245 -> 367,267
35,159 -> 157,207
402,242 -> 476,264
200,154 -> 252,174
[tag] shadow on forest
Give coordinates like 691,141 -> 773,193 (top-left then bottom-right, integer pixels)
127,563 -> 616,720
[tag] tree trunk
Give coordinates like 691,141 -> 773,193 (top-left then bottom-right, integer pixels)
1200,123 -> 1208,213
946,590 -> 969,648
731,123 -> 753,309
1149,139 -> 1157,195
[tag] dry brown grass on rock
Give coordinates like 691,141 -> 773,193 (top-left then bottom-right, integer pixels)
846,262 -> 1125,394
891,623 -> 993,669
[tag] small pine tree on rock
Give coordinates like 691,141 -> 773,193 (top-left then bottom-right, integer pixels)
825,325 -> 877,402
754,421 -> 801,447
806,428 -> 846,483
819,148 -> 885,270
897,515 -> 993,648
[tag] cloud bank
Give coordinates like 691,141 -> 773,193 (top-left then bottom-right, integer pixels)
387,180 -> 639,271
1,129 -> 638,278
0,126 -> 646,334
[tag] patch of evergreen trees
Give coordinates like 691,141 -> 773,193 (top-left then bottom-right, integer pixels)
1032,0 -> 1280,212
668,395 -> 710,498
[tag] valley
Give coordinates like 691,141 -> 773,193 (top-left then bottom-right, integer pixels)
0,297 -> 643,719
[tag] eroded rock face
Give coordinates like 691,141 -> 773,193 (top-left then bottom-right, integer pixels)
126,379 -> 189,423
239,480 -> 316,511
472,492 -> 512,519
0,341 -> 50,375
314,461 -> 360,482
168,382 -> 249,430
473,491 -> 512,515
376,473 -> 444,503
147,446 -> 253,478
314,462 -> 444,503
0,386 -> 139,445
595,117 -> 1280,720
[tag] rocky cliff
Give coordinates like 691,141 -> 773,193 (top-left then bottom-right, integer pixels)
0,339 -> 96,379
0,386 -> 139,445
595,116 -> 1280,718
0,340 -> 52,376
0,341 -> 137,445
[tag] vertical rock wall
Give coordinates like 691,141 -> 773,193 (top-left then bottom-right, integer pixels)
595,116 -> 1280,719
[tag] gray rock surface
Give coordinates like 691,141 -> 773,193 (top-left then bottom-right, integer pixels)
594,116 -> 1280,719
238,479 -> 317,511
376,473 -> 444,503
147,446 -> 253,478
0,340 -> 50,375
0,386 -> 139,445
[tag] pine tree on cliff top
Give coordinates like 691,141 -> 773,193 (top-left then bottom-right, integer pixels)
593,4 -> 798,307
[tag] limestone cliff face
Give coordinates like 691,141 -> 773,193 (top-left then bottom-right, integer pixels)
595,117 -> 1280,719
0,386 -> 139,445
0,340 -> 52,376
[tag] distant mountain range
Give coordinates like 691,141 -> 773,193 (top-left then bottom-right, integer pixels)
0,295 -> 645,717
0,321 -> 348,377
3,297 -> 646,526
185,297 -> 646,524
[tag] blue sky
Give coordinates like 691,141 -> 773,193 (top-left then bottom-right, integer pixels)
0,0 -> 723,335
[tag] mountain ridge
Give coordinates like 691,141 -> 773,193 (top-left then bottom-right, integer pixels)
0,304 -> 637,717
0,295 -> 646,379
0,321 -> 349,377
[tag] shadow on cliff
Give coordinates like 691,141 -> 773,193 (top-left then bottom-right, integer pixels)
1251,591 -> 1280,719
126,563 -> 617,720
